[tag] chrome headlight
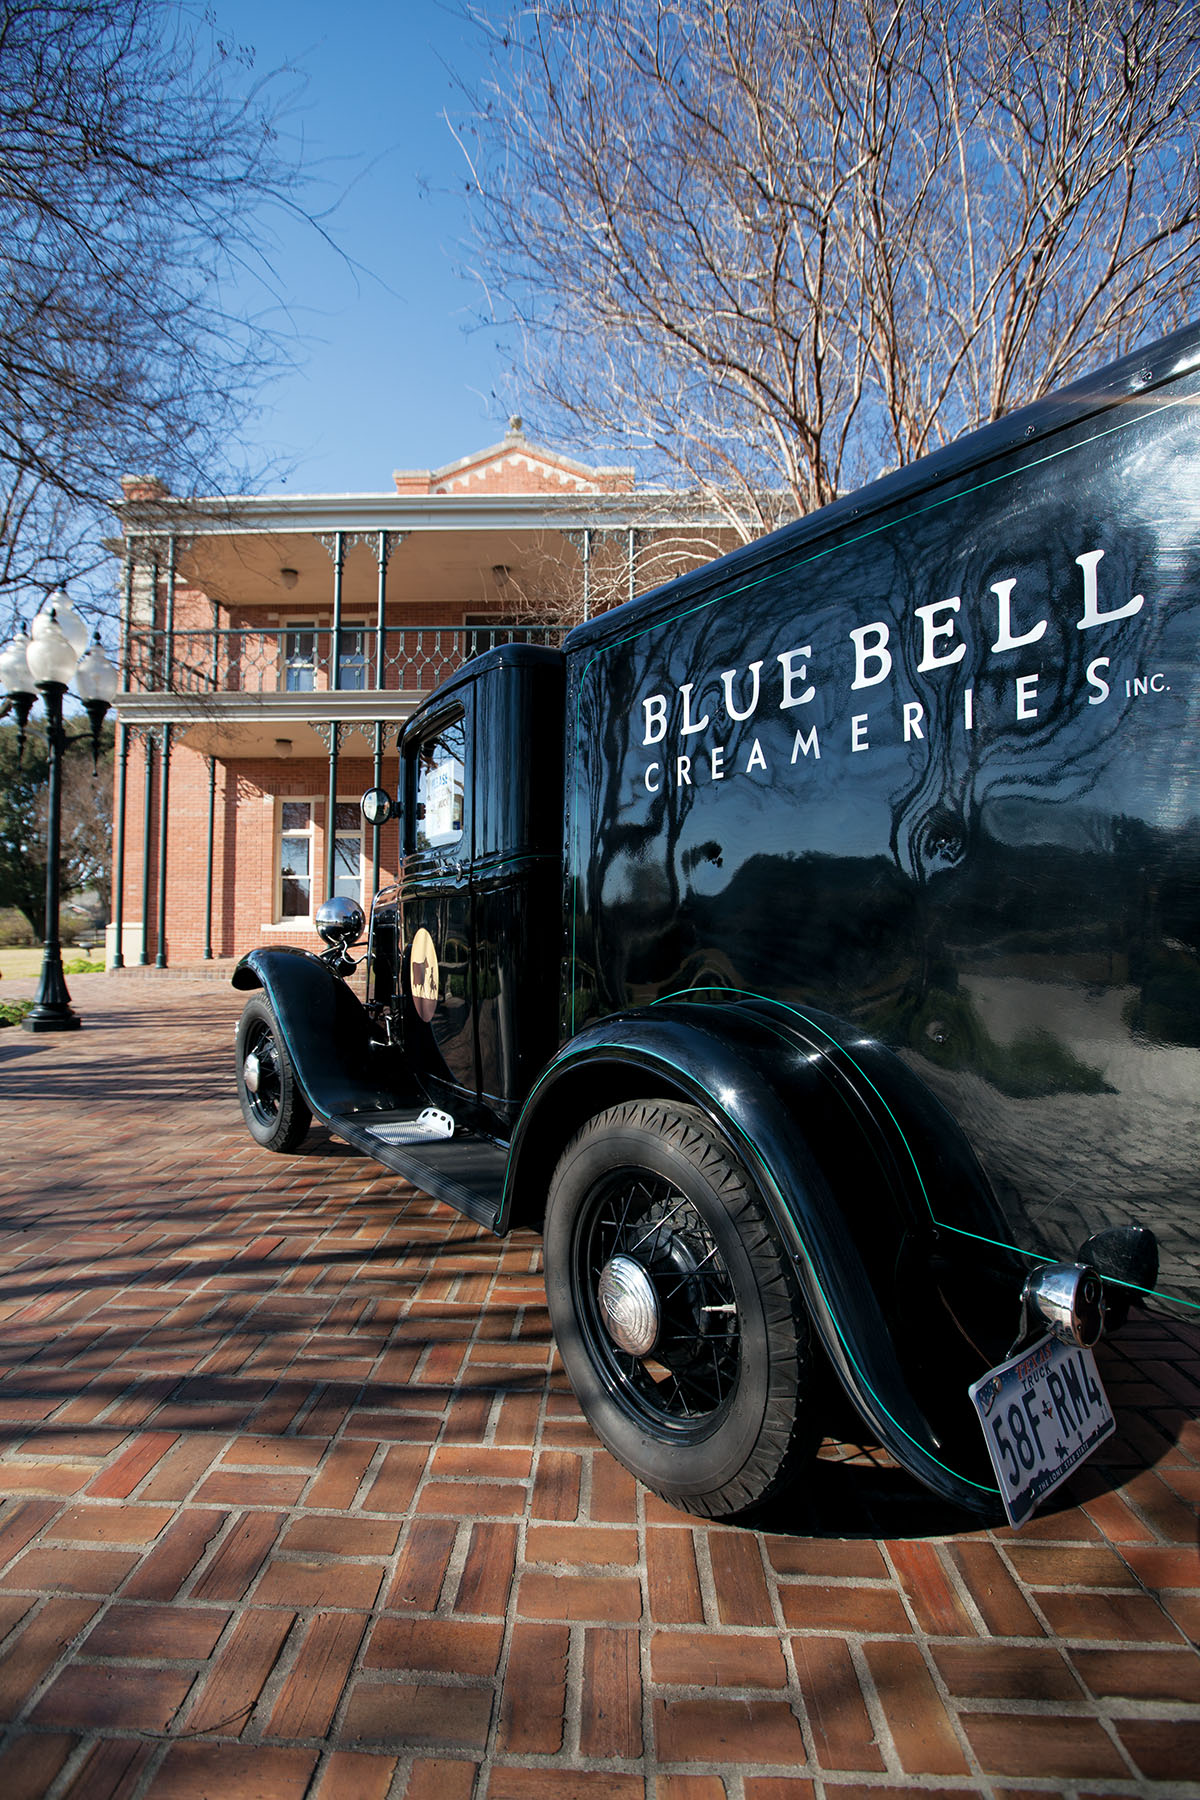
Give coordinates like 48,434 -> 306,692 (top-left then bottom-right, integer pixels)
315,896 -> 365,947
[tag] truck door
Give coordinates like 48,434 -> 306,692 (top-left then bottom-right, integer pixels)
397,646 -> 566,1132
400,701 -> 477,1108
471,649 -> 565,1125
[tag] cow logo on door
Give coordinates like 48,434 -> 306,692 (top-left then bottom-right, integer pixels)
410,927 -> 439,1022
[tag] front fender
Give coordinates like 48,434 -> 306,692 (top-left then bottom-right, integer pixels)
232,947 -> 413,1119
504,996 -> 1017,1514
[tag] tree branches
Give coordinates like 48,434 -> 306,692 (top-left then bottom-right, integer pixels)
462,0 -> 1200,536
0,716 -> 113,932
0,0 -> 309,609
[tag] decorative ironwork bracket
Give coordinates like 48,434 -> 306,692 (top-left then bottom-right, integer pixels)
350,530 -> 405,566
312,719 -> 376,755
126,722 -> 172,762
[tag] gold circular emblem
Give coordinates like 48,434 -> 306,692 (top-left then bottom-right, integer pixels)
410,927 -> 439,1022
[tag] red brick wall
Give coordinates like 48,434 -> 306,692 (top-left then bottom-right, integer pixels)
112,741 -> 401,964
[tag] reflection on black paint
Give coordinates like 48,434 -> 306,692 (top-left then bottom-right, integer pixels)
567,383 -> 1200,1309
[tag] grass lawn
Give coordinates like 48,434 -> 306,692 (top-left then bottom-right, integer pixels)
0,946 -> 106,982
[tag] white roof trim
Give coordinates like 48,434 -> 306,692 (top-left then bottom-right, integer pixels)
113,489 -> 721,538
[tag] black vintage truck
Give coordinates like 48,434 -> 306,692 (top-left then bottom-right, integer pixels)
234,325 -> 1199,1527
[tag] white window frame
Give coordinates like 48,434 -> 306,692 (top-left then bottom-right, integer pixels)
274,795 -> 318,923
282,620 -> 318,692
336,618 -> 371,692
331,796 -> 368,906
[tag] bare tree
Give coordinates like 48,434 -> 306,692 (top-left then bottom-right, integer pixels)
460,0 -> 1200,536
0,0 -> 312,617
491,506 -> 739,633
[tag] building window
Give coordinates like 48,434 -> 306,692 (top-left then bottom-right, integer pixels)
337,623 -> 369,691
279,800 -> 314,917
333,801 -> 365,902
275,800 -> 364,921
284,624 -> 317,692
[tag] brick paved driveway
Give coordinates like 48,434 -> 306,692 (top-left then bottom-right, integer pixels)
0,974 -> 1197,1799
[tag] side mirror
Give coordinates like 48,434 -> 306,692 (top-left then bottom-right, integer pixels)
361,786 -> 395,826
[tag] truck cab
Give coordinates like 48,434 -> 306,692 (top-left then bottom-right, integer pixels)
380,646 -> 564,1135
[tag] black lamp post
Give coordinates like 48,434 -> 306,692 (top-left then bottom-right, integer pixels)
0,594 -> 119,1032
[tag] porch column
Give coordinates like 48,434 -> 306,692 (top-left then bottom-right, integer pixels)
120,538 -> 136,686
374,531 -> 392,687
149,550 -> 160,685
111,545 -> 136,968
315,721 -> 343,904
203,755 -> 216,959
139,729 -> 154,965
318,532 -> 346,902
326,725 -> 339,902
370,753 -> 383,885
371,530 -> 401,891
565,528 -> 593,622
328,529 -> 345,693
149,535 -> 177,969
164,534 -> 177,687
111,723 -> 129,968
154,723 -> 171,967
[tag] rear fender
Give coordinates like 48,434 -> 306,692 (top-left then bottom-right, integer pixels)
504,997 -> 1018,1514
232,947 -> 414,1118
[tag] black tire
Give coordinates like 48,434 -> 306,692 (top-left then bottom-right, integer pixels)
543,1099 -> 815,1519
235,995 -> 312,1153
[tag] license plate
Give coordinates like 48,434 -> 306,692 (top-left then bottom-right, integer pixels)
970,1333 -> 1115,1527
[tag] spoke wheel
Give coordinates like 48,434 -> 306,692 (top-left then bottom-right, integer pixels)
577,1170 -> 742,1435
544,1099 -> 814,1519
235,995 -> 312,1153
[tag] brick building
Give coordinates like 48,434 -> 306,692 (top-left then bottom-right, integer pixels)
108,424 -> 728,967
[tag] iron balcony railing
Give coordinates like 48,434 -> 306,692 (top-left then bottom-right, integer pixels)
123,622 -> 563,696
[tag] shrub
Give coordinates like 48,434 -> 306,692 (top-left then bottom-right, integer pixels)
0,909 -> 35,948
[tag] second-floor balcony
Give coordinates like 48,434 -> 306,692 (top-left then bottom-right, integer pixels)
123,621 -> 564,698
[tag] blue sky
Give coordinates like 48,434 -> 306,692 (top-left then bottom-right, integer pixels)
213,2 -> 518,495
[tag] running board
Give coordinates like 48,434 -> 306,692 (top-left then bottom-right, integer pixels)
328,1109 -> 508,1232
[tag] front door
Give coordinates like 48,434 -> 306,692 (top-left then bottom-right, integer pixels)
400,702 -> 476,1109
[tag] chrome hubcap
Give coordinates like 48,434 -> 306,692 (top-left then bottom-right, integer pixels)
576,1171 -> 742,1429
242,1050 -> 261,1094
597,1253 -> 660,1356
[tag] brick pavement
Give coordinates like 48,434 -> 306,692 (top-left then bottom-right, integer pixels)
0,973 -> 1197,1800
